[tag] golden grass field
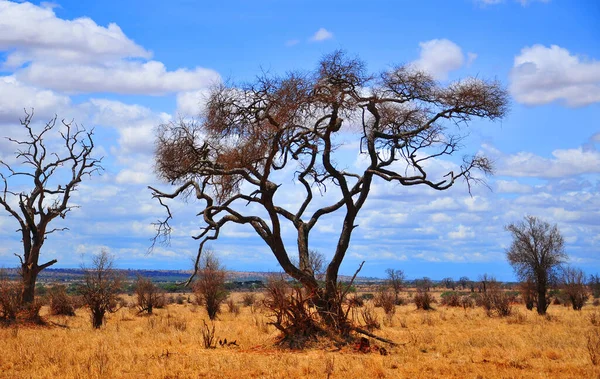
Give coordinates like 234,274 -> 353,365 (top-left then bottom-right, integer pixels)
1,291 -> 600,379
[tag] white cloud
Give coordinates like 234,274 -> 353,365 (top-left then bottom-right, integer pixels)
0,76 -> 71,123
0,1 -> 150,68
17,61 -> 220,95
497,147 -> 600,178
510,44 -> 600,106
310,28 -> 333,42
285,39 -> 300,47
448,225 -> 475,239
495,180 -> 533,194
176,89 -> 211,117
476,0 -> 550,5
410,39 -> 465,80
431,213 -> 453,223
87,98 -> 170,155
464,196 -> 490,212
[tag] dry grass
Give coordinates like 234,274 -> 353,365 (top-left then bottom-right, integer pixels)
1,291 -> 599,378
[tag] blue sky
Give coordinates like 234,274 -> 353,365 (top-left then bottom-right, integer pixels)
0,0 -> 599,280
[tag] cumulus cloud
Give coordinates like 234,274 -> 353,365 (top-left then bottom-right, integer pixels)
16,61 -> 220,95
496,147 -> 600,178
510,44 -> 600,106
176,89 -> 211,117
87,98 -> 170,156
0,1 -> 220,94
410,39 -> 469,80
495,179 -> 533,194
310,28 -> 333,42
0,76 -> 71,123
448,225 -> 475,239
0,1 -> 150,68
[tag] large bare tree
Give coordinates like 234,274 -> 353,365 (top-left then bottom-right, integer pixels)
0,111 -> 102,304
150,51 -> 508,334
506,216 -> 567,315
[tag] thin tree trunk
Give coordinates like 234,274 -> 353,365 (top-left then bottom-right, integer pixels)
537,286 -> 547,315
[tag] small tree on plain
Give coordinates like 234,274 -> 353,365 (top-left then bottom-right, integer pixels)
135,276 -> 165,314
385,268 -> 404,304
589,274 -> 600,299
193,251 -> 228,320
0,111 -> 101,305
458,276 -> 470,290
79,250 -> 122,328
562,266 -> 588,311
506,216 -> 567,315
150,51 -> 508,340
441,277 -> 456,290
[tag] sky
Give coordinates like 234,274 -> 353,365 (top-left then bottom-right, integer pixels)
0,0 -> 599,281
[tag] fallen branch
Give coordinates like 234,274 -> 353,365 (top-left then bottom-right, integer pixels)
351,325 -> 405,346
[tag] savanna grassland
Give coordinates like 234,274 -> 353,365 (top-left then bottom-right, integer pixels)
1,291 -> 600,379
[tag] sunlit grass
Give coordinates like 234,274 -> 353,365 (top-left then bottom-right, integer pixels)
1,292 -> 599,378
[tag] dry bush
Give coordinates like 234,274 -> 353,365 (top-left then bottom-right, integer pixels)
262,276 -> 324,348
227,298 -> 240,316
360,304 -> 380,331
201,320 -> 217,349
48,285 -> 76,316
460,295 -> 475,310
135,276 -> 165,314
242,293 -> 256,307
587,328 -> 600,365
192,252 -> 228,320
562,267 -> 588,311
481,285 -> 513,317
440,292 -> 461,307
414,289 -> 435,310
375,288 -> 396,318
0,273 -> 21,321
520,279 -> 536,311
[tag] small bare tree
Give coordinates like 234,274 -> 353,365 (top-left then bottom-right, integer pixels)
458,276 -> 470,290
193,251 -> 228,320
79,250 -> 122,328
441,277 -> 456,290
506,216 -> 566,315
562,266 -> 588,310
0,111 -> 101,304
385,268 -> 405,304
135,276 -> 165,314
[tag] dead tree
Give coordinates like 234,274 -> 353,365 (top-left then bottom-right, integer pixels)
150,51 -> 508,338
506,216 -> 567,315
562,266 -> 588,310
0,110 -> 101,304
79,250 -> 122,329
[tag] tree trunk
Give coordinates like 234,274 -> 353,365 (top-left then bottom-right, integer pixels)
21,264 -> 38,304
92,309 -> 105,329
536,286 -> 547,315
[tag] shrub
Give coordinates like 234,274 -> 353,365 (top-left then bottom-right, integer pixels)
0,273 -> 21,321
135,276 -> 165,314
587,328 -> 600,365
227,298 -> 240,316
48,285 -> 76,316
562,267 -> 588,311
414,289 -> 434,311
481,286 -> 513,317
242,293 -> 256,307
360,293 -> 375,301
360,304 -> 380,331
192,252 -> 228,320
440,291 -> 461,307
375,288 -> 396,317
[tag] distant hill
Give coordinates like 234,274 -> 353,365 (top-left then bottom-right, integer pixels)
1,267 -> 382,284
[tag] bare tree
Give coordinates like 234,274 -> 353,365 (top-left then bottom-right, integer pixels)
79,250 -> 122,328
0,111 -> 101,304
458,276 -> 470,290
506,216 -> 567,315
441,277 -> 456,290
193,251 -> 228,320
135,276 -> 165,315
385,268 -> 404,304
562,266 -> 588,311
150,51 -> 508,337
